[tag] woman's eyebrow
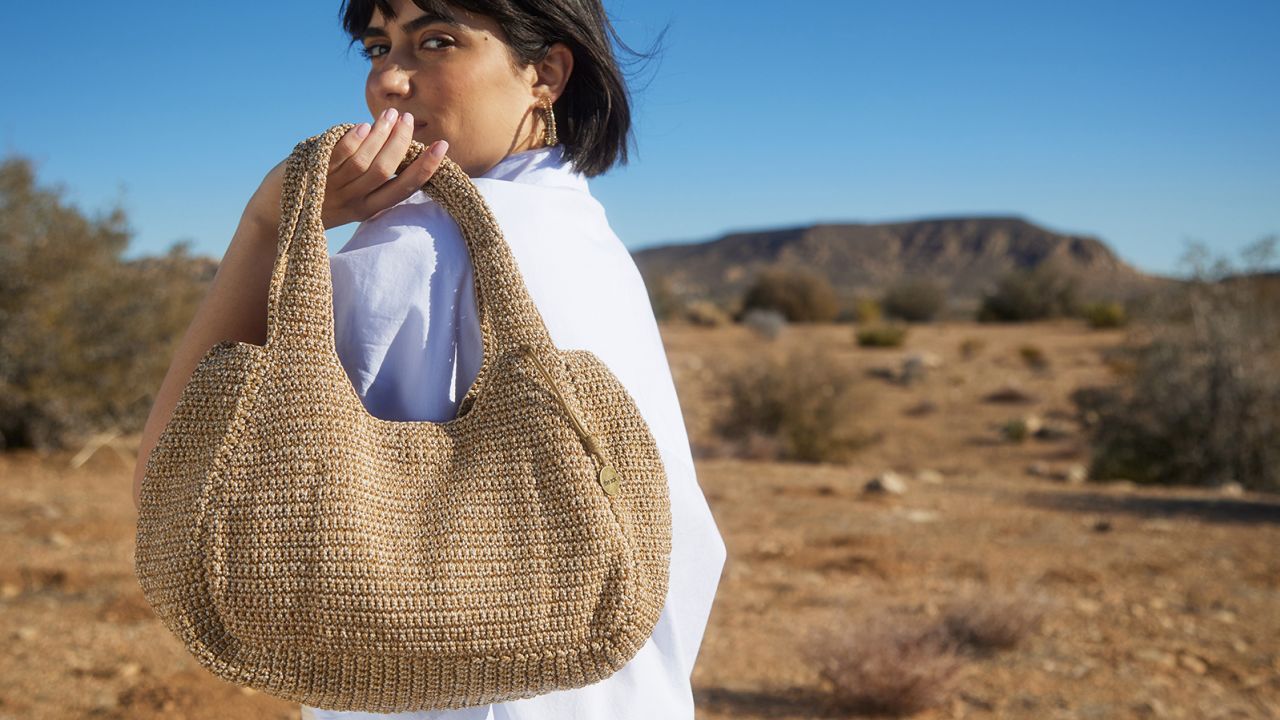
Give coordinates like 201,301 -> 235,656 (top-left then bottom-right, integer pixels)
361,12 -> 461,40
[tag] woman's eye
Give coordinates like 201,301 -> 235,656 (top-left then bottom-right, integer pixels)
359,36 -> 453,59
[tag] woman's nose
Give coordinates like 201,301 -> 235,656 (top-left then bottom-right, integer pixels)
371,56 -> 414,97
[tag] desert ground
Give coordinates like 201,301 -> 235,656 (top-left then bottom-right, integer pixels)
2,320 -> 1277,719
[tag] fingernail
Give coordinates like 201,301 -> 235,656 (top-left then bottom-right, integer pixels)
429,140 -> 449,159
401,112 -> 414,127
356,123 -> 371,138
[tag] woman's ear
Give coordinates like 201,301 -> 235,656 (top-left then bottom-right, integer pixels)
533,42 -> 574,101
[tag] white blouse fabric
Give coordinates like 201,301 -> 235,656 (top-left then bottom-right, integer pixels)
300,145 -> 727,720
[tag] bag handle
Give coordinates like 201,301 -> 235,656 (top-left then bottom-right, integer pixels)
264,123 -> 559,403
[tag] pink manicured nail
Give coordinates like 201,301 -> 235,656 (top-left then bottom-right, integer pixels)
429,140 -> 449,159
356,123 -> 371,138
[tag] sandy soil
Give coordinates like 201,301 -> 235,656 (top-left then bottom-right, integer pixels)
2,320 -> 1277,719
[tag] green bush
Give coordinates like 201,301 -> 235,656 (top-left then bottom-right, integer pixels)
856,323 -> 908,348
882,277 -> 946,322
0,155 -> 208,451
739,266 -> 840,323
977,263 -> 1081,322
853,296 -> 882,324
1080,300 -> 1127,328
1072,238 -> 1280,492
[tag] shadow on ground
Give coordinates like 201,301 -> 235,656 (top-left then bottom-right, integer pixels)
1022,489 -> 1280,525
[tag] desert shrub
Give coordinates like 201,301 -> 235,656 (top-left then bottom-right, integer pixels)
803,613 -> 961,717
739,266 -> 839,323
856,323 -> 908,348
740,307 -> 786,340
881,277 -> 946,322
958,337 -> 986,359
0,156 -> 208,451
1018,344 -> 1049,370
1072,238 -> 1280,491
1080,300 -> 1127,329
941,589 -> 1046,656
711,345 -> 873,463
852,296 -> 882,324
977,262 -> 1081,322
645,275 -> 682,322
682,299 -> 730,327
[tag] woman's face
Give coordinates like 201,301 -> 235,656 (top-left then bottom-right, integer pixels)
360,0 -> 549,177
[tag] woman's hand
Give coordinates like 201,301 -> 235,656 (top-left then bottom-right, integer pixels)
248,109 -> 449,232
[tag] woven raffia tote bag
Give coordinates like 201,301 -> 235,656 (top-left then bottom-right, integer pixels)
134,123 -> 672,712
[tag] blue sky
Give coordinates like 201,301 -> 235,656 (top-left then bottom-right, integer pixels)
2,1 -> 1276,277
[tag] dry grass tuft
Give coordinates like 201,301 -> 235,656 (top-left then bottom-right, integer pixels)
803,613 -> 962,717
940,589 -> 1047,656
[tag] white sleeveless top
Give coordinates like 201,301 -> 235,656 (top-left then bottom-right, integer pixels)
302,145 -> 727,720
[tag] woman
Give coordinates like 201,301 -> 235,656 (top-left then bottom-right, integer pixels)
132,0 -> 726,718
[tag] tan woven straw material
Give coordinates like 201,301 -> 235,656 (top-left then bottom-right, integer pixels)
134,123 -> 673,712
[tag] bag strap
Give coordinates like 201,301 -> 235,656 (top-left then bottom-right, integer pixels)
264,123 -> 559,389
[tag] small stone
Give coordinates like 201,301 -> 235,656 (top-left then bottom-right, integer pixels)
902,509 -> 939,523
863,471 -> 908,495
916,469 -> 944,485
1065,464 -> 1089,484
1218,481 -> 1244,497
1134,648 -> 1177,669
1026,461 -> 1051,477
1132,698 -> 1169,718
1075,598 -> 1103,616
47,531 -> 71,548
119,662 -> 142,679
1178,653 -> 1208,674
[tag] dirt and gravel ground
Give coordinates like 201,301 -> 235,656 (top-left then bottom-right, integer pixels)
2,320 -> 1277,719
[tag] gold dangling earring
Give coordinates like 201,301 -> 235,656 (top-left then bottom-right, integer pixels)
539,97 -> 558,147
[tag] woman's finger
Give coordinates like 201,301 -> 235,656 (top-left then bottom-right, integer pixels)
351,111 -> 417,197
329,123 -> 369,174
334,109 -> 403,192
362,139 -> 449,213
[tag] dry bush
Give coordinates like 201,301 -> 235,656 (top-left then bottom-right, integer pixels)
682,299 -> 731,327
1018,344 -> 1049,371
1073,238 -> 1280,491
739,266 -> 840,322
803,613 -> 962,717
0,155 -> 209,451
711,345 -> 874,463
881,277 -> 946,322
958,336 -> 986,360
645,274 -> 682,322
940,590 -> 1047,656
977,262 -> 1081,322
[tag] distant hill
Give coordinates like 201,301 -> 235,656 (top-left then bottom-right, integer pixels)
631,215 -> 1168,316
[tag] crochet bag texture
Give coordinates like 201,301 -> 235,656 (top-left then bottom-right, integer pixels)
134,123 -> 673,712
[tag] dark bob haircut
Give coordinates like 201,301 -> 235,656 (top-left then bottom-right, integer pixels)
338,0 -> 665,178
